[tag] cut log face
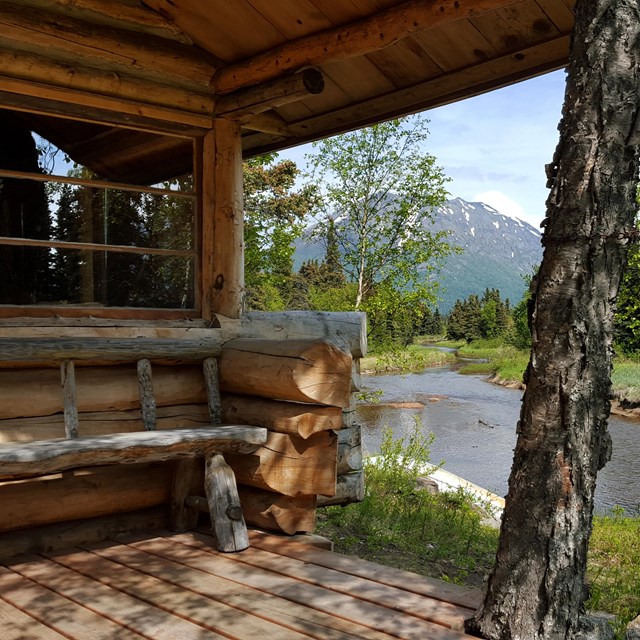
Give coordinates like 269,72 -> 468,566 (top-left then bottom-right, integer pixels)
225,430 -> 337,497
221,394 -> 342,439
238,486 -> 316,534
219,339 -> 352,408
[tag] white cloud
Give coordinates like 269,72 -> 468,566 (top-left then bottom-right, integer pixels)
473,190 -> 539,227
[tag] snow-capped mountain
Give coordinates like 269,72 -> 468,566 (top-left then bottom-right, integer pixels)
294,197 -> 543,312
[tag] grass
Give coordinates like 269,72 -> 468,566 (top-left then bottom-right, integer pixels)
316,423 -> 640,637
360,344 -> 456,374
449,338 -> 640,404
316,421 -> 499,588
612,354 -> 640,405
587,508 -> 640,637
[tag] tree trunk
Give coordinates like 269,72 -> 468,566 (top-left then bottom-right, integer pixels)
467,2 -> 640,639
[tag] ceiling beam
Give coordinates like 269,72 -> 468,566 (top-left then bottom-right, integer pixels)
239,112 -> 291,137
212,0 -> 524,94
0,47 -> 214,117
215,68 -> 324,119
0,2 -> 217,87
19,0 -> 193,44
243,34 -> 570,157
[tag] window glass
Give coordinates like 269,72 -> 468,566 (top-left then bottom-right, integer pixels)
0,110 -> 196,310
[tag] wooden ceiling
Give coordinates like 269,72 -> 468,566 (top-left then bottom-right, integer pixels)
0,0 -> 575,183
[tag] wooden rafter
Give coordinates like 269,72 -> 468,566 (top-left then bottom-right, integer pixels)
19,0 -> 194,44
244,33 -> 570,157
212,0 -> 524,94
215,68 -> 324,118
0,2 -> 216,87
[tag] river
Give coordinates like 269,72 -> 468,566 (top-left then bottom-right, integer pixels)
357,365 -> 640,514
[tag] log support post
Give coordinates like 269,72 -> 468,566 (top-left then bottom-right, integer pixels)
204,452 -> 249,552
202,118 -> 244,320
203,357 -> 221,424
136,358 -> 156,431
61,360 -> 78,439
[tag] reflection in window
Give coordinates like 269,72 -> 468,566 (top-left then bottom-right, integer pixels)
0,111 -> 196,309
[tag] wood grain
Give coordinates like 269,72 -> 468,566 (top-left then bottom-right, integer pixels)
219,338 -> 352,407
0,426 -> 267,480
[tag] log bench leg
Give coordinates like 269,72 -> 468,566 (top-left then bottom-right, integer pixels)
204,452 -> 249,552
170,459 -> 201,532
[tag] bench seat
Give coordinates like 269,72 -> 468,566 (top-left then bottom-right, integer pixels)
0,426 -> 267,553
0,426 -> 267,480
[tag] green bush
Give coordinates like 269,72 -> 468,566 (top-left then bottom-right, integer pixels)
317,420 -> 500,586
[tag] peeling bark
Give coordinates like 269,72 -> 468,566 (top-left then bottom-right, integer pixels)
466,1 -> 640,638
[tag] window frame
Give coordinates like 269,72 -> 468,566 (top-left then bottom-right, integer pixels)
0,112 -> 203,320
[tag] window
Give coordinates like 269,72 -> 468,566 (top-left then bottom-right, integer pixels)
0,109 -> 197,313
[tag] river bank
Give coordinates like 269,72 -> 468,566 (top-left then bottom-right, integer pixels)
361,340 -> 640,420
488,373 -> 640,420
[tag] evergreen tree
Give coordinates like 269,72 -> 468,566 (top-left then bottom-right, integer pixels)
321,218 -> 345,287
614,239 -> 640,354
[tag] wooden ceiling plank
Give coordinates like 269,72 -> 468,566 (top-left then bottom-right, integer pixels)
364,37 -> 443,88
307,0 -> 368,25
270,99 -> 315,122
470,0 -> 560,53
321,56 -> 396,102
534,0 -> 575,32
293,74 -> 354,117
0,2 -> 216,87
212,0 -> 525,94
19,0 -> 193,45
143,0 -> 285,62
245,35 -> 570,156
412,20 -> 499,72
246,0 -> 334,38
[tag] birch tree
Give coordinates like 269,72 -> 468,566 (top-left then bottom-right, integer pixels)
467,1 -> 640,638
307,117 -> 453,312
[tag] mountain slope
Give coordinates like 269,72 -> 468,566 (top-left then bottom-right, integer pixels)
294,197 -> 543,312
430,198 -> 542,311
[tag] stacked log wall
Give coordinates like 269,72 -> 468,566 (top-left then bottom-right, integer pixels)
0,312 -> 366,545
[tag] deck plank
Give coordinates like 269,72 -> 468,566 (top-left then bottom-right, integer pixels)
95,538 -> 398,640
134,533 -> 471,640
248,529 -> 483,610
0,565 -> 146,640
8,555 -> 225,639
0,529 -> 479,640
45,547 -> 309,640
0,596 -> 68,640
191,532 -> 475,628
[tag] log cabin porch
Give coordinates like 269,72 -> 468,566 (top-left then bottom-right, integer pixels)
0,1 -> 576,638
0,528 -> 481,640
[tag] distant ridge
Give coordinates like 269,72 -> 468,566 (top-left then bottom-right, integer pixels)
294,197 -> 543,313
427,197 -> 542,311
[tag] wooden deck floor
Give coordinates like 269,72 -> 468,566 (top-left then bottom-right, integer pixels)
0,529 -> 482,639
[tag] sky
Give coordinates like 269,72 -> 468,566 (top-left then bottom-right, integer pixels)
279,68 -> 568,230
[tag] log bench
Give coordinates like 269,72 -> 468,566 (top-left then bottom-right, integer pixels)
0,337 -> 267,552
